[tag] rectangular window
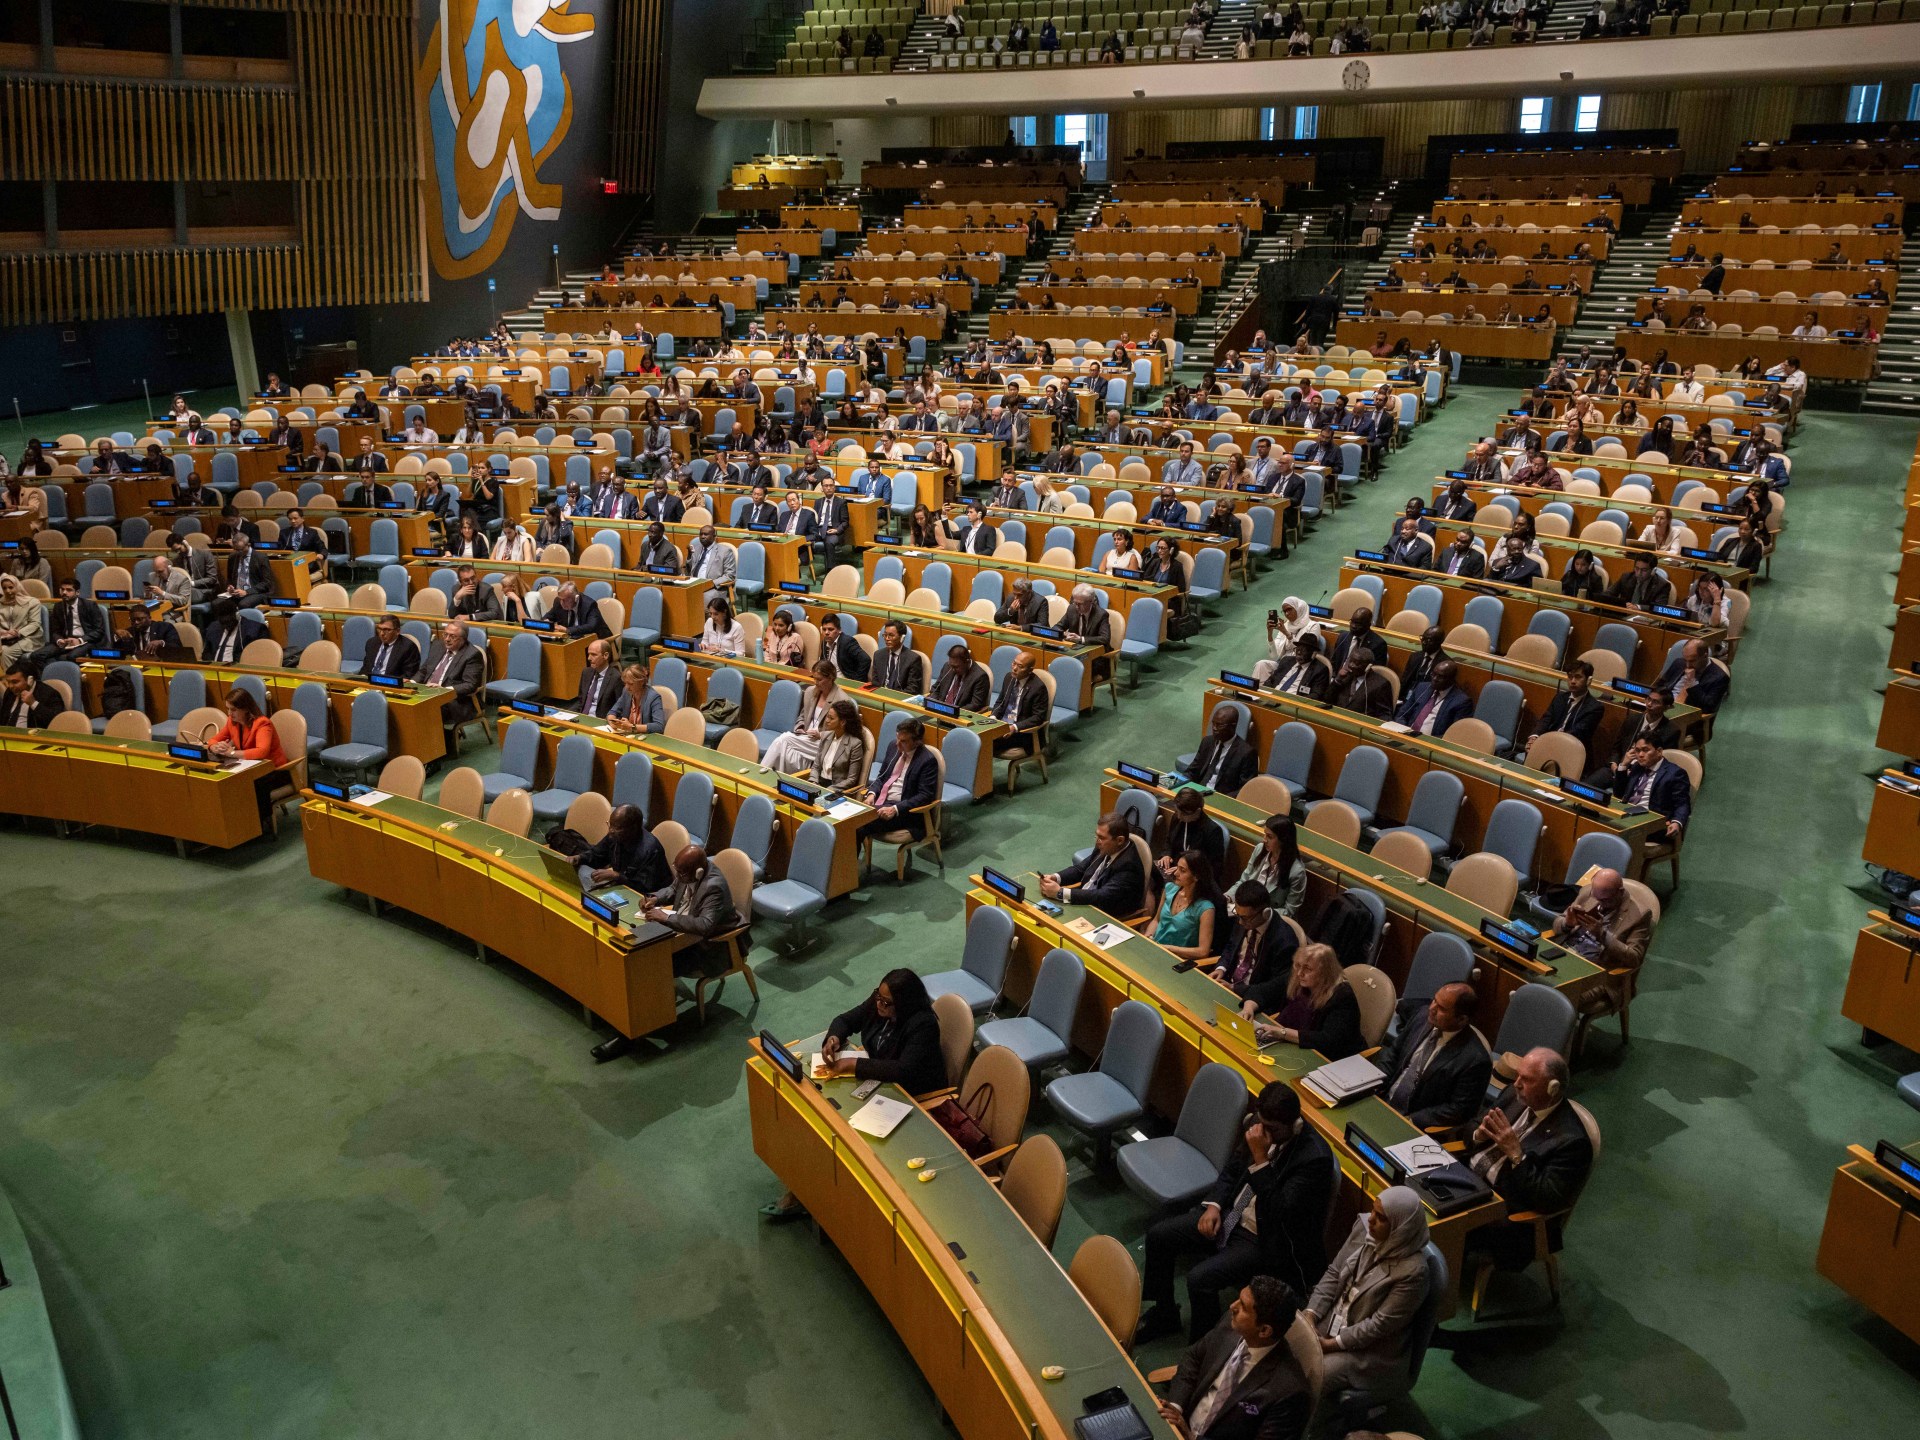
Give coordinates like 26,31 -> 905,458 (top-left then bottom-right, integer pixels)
1574,95 -> 1602,133
1909,83 -> 1920,123
1012,116 -> 1039,146
1260,107 -> 1278,142
1518,97 -> 1549,134
1292,106 -> 1318,141
1847,84 -> 1882,125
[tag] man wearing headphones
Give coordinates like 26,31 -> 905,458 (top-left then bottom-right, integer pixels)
646,845 -> 741,981
1136,1082 -> 1337,1346
1463,1046 -> 1594,1268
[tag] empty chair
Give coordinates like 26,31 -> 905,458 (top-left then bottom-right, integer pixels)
1000,1135 -> 1069,1248
1462,593 -> 1504,650
486,788 -> 533,837
923,904 -> 1014,1014
1478,798 -> 1544,883
1266,720 -> 1315,794
1369,828 -> 1438,879
978,947 -> 1087,1070
1045,1000 -> 1165,1157
531,731 -> 596,824
484,721 -> 542,803
1069,1235 -> 1142,1351
1377,770 -> 1463,857
1116,1063 -> 1249,1208
1402,584 -> 1443,628
484,632 -> 545,704
1403,932 -> 1475,1005
1304,746 -> 1388,828
672,771 -> 715,848
1447,852 -> 1519,916
609,750 -> 653,824
148,670 -> 209,742
1118,598 -> 1163,684
753,816 -> 835,946
318,690 -> 390,781
375,755 -> 426,801
1474,680 -> 1525,756
1526,609 -> 1571,665
290,682 -> 330,758
932,994 -> 976,1092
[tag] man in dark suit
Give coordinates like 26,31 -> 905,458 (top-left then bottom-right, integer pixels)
221,535 -> 275,608
1156,1276 -> 1312,1440
416,619 -> 487,735
1137,1082 -> 1337,1344
547,583 -> 611,641
1530,659 -> 1604,764
641,478 -> 685,524
305,441 -> 346,474
2,661 -> 62,729
33,578 -> 111,665
739,484 -> 780,528
1394,659 -> 1472,737
348,437 -> 391,497
359,614 -> 420,682
1604,552 -> 1671,611
1041,810 -> 1146,917
1188,704 -> 1257,796
1207,882 -> 1297,1008
1393,626 -> 1443,697
858,717 -> 940,843
116,605 -> 183,658
280,508 -> 328,557
1148,485 -> 1189,526
1698,252 -> 1727,295
1328,611 -> 1388,673
867,620 -> 923,694
1586,686 -> 1678,786
1653,638 -> 1727,715
817,615 -> 870,684
811,481 -> 852,564
995,578 -> 1046,630
989,650 -> 1049,757
778,491 -> 817,543
1329,652 -> 1392,721
1379,982 -> 1493,1130
1434,480 -> 1478,523
1464,1048 -> 1595,1269
577,803 -> 670,896
926,645 -> 990,711
1435,529 -> 1486,578
958,501 -> 999,557
1383,517 -> 1433,570
201,597 -> 269,665
593,475 -> 639,520
1265,634 -> 1331,700
572,638 -> 620,716
1603,735 -> 1692,841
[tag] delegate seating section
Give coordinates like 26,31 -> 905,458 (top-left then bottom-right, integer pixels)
1236,0 -> 1542,55
924,5 -> 1203,68
1641,0 -> 1920,36
778,4 -> 915,73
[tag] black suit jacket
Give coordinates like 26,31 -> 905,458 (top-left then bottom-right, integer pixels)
1330,670 -> 1392,721
1166,1317 -> 1312,1440
1609,757 -> 1693,829
203,614 -> 268,663
224,549 -> 275,605
3,680 -> 62,729
45,597 -> 111,651
1056,841 -> 1146,919
1209,914 -> 1298,1000
740,500 -> 780,527
579,826 -> 669,893
867,645 -> 923,694
1328,629 -> 1388,674
547,598 -> 611,642
574,663 -> 621,716
1378,1001 -> 1493,1130
1268,654 -> 1330,701
959,521 -> 999,556
778,506 -> 817,538
642,493 -> 685,523
1534,690 -> 1604,760
929,661 -> 990,713
991,672 -> 1048,731
828,998 -> 945,1095
1436,545 -> 1486,579
1605,570 -> 1670,609
1202,1128 -> 1338,1302
1188,734 -> 1257,797
1466,1087 -> 1596,1225
825,631 -> 870,683
1653,657 -> 1728,715
360,634 -> 420,681
1606,712 -> 1679,766
280,524 -> 327,556
868,742 -> 940,838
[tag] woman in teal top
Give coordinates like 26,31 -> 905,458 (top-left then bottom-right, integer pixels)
1148,849 -> 1226,961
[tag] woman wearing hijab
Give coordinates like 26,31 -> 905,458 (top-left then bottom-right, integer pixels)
1253,595 -> 1315,685
1303,1186 -> 1434,1407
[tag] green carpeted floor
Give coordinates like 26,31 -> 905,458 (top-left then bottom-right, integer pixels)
3,384 -> 1918,1438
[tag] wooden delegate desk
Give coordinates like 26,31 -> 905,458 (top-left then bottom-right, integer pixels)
746,1042 -> 1177,1440
623,255 -> 789,286
860,161 -> 1079,192
1877,671 -> 1920,758
1714,169 -> 1920,202
1447,174 -> 1657,205
868,228 -> 1029,258
778,205 -> 862,230
1672,229 -> 1899,265
544,307 -> 725,338
262,607 -> 590,702
1843,911 -> 1920,1052
1114,155 -> 1315,186
1654,262 -> 1895,300
989,311 -> 1180,345
301,792 -> 689,1041
1015,282 -> 1200,315
1201,684 -> 1664,885
407,555 -> 718,638
1049,256 -> 1225,286
965,885 -> 1503,1315
1378,288 -> 1580,327
0,728 -> 267,851
735,228 -> 824,257
1431,200 -> 1623,229
718,183 -> 794,210
511,714 -> 869,899
764,306 -> 944,342
1635,295 -> 1886,334
918,182 -> 1072,209
1815,1141 -> 1920,1347
47,545 -> 322,605
732,158 -> 839,187
1391,260 -> 1595,290
1411,229 -> 1610,261
1864,771 -> 1920,878
999,490 -> 1267,573
1098,200 -> 1261,229
1337,319 -> 1556,363
796,280 -> 973,310
700,480 -> 886,550
1111,180 -> 1286,206
777,593 -> 1102,711
1679,197 -> 1901,229
904,201 -> 1058,228
843,255 -> 1002,285
1447,513 -> 1749,599
1513,393 -> 1796,440
1614,329 -> 1876,383
68,445 -> 288,492
1434,476 -> 1757,552
586,281 -> 758,310
80,657 -> 449,762
1069,227 -> 1241,258
1090,772 -> 1608,1033
667,648 -> 1005,799
1339,558 -> 1717,686
582,515 -> 812,594
1450,147 -> 1683,180
859,546 -> 1177,636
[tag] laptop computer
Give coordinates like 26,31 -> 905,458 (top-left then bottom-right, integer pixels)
1212,1003 -> 1271,1051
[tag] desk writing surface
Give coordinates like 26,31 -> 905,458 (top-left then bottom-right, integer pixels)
773,1060 -> 1175,1437
362,792 -> 576,884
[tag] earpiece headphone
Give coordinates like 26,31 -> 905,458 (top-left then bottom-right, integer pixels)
1546,1076 -> 1562,1099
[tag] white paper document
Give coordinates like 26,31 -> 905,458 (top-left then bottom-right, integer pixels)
1085,923 -> 1132,949
353,789 -> 393,805
1386,1137 -> 1454,1176
849,1094 -> 912,1138
826,799 -> 868,820
810,1048 -> 867,1079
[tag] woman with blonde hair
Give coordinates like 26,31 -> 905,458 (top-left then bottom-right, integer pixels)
1249,942 -> 1364,1058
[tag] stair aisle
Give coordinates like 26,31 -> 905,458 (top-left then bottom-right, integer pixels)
1552,194 -> 1688,358
1863,228 -> 1920,415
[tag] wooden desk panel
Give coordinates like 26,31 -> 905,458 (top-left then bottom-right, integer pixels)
735,228 -> 824,256
624,255 -> 788,285
1015,282 -> 1200,314
842,255 -> 1003,285
1447,174 -> 1656,205
1410,228 -> 1611,261
1864,774 -> 1920,878
989,312 -> 1182,345
1098,200 -> 1261,229
1815,1146 -> 1920,1347
1653,263 -> 1895,300
1634,296 -> 1886,333
1377,288 -> 1579,326
1613,329 -> 1875,382
1844,916 -> 1920,1052
1391,259 -> 1595,290
904,201 -> 1057,228
1337,318 -> 1556,363
1069,227 -> 1241,258
866,228 -> 1030,257
1451,148 -> 1683,179
1673,230 -> 1899,265
542,307 -> 725,338
585,280 -> 758,309
1432,200 -> 1622,228
0,729 -> 265,850
1679,198 -> 1901,228
764,307 -> 944,341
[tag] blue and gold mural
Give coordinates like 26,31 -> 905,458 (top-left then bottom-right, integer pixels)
417,0 -> 597,280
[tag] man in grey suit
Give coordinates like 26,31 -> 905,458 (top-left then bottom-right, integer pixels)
645,844 -> 741,979
1158,1276 -> 1312,1440
1376,983 -> 1492,1130
415,619 -> 487,736
169,539 -> 220,610
145,554 -> 196,610
687,525 -> 736,586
